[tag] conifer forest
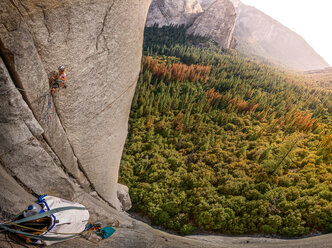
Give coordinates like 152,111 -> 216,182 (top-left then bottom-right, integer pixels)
119,25 -> 332,236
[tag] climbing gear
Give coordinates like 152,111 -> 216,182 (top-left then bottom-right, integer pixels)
82,225 -> 103,243
0,195 -> 89,246
97,226 -> 116,239
46,69 -> 67,125
82,221 -> 116,243
53,72 -> 66,88
50,67 -> 67,94
45,92 -> 53,126
23,203 -> 43,218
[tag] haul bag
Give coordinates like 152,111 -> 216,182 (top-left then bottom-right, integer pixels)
1,195 -> 89,246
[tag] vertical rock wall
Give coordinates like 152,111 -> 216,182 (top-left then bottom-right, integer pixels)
146,0 -> 237,49
146,0 -> 203,27
187,0 -> 236,49
0,0 -> 151,214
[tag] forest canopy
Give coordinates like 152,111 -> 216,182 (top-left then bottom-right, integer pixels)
119,25 -> 332,236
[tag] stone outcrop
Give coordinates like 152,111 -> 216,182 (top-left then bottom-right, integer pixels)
117,183 -> 132,211
0,0 -> 151,216
146,0 -> 203,27
187,0 -> 236,49
146,0 -> 237,49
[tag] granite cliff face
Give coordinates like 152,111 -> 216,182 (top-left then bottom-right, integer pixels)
146,0 -> 236,49
0,0 -> 151,217
198,0 -> 217,10
146,0 -> 203,27
187,0 -> 236,49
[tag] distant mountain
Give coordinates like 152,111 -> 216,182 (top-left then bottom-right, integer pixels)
146,0 -> 329,71
187,0 -> 236,49
231,0 -> 329,71
146,0 -> 237,49
145,0 -> 204,27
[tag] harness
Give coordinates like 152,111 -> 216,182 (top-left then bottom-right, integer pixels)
52,73 -> 66,88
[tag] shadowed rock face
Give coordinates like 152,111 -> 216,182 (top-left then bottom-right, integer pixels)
187,0 -> 236,49
0,0 -> 151,213
146,0 -> 203,27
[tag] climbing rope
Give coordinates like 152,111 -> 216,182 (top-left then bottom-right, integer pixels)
45,92 -> 53,127
5,223 -> 84,236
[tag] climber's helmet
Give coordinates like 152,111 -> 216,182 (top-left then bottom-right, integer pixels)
58,65 -> 65,71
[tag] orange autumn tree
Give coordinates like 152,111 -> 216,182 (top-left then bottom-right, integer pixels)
143,56 -> 210,83
206,88 -> 222,104
173,112 -> 184,131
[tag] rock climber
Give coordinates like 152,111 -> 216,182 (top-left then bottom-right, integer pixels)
51,65 -> 67,94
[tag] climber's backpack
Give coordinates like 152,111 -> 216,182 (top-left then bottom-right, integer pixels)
1,195 -> 89,246
97,226 -> 116,239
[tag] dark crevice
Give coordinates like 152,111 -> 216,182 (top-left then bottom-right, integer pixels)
46,110 -> 118,209
96,2 -> 115,51
35,4 -> 52,42
9,0 -> 25,17
0,136 -> 34,158
41,8 -> 51,41
50,96 -> 93,190
53,111 -> 119,208
0,40 -> 34,116
12,175 -> 39,198
17,0 -> 31,18
10,0 -> 33,24
0,158 -> 38,198
51,97 -> 117,210
37,134 -> 81,185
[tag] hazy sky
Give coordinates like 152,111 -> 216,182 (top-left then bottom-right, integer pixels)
241,0 -> 332,66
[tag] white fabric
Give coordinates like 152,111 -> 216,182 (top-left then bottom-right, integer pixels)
36,196 -> 89,246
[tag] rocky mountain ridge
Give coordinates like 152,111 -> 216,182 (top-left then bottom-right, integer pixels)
146,0 -> 237,49
187,0 -> 236,49
147,0 -> 329,70
145,0 -> 203,27
231,1 -> 329,71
